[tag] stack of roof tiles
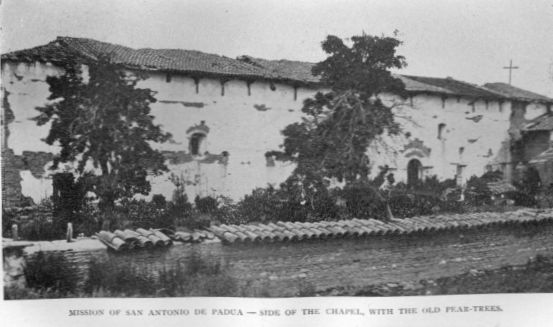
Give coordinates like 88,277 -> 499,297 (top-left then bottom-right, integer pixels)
92,209 -> 552,249
96,228 -> 172,251
206,208 -> 553,244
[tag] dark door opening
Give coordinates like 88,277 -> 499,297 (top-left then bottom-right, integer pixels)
407,159 -> 422,187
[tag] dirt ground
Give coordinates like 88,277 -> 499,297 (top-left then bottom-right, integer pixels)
316,254 -> 553,296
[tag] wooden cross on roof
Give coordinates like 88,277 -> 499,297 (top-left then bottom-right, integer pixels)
503,59 -> 519,85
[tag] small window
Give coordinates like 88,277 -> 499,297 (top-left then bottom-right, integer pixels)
437,123 -> 446,140
189,133 -> 206,155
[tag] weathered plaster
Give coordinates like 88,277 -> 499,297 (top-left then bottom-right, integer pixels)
2,60 -> 547,204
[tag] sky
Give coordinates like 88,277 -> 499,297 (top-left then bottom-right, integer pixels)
1,0 -> 553,96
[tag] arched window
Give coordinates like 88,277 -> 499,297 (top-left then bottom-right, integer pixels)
186,121 -> 210,156
437,123 -> 446,140
189,133 -> 206,155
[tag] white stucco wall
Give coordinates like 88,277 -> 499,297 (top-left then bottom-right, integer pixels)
2,60 -> 540,203
371,93 -> 515,184
1,61 -> 315,202
138,71 -> 318,201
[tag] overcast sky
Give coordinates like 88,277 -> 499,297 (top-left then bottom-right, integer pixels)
2,0 -> 552,96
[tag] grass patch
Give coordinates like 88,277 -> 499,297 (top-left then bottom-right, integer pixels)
6,251 -> 239,299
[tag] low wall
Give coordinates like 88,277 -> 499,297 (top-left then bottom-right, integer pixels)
13,218 -> 553,296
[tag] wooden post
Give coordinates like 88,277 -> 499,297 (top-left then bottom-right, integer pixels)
11,224 -> 18,241
66,222 -> 73,242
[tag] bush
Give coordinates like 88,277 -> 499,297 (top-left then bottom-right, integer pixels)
234,186 -> 284,223
513,166 -> 541,207
2,209 -> 17,238
389,193 -> 438,218
152,194 -> 167,207
388,179 -> 463,218
340,181 -> 386,218
537,184 -> 553,208
465,175 -> 493,207
195,196 -> 219,214
231,178 -> 340,224
19,212 -> 59,241
72,202 -> 102,236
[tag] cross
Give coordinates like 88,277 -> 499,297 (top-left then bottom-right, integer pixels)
503,59 -> 519,85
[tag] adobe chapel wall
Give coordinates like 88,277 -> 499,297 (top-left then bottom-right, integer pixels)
2,60 -> 548,205
137,71 -> 319,201
1,61 -> 319,203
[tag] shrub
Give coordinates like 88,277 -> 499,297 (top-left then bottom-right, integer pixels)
277,175 -> 340,222
389,193 -> 438,218
513,166 -> 541,207
234,186 -> 283,223
2,209 -> 17,238
194,196 -> 218,214
117,198 -> 175,230
152,194 -> 167,207
340,181 -> 386,219
537,184 -> 553,208
18,212 -> 59,241
465,175 -> 493,207
232,179 -> 340,224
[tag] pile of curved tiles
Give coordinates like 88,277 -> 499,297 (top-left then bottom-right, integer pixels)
171,230 -> 215,243
96,228 -> 172,251
207,208 -> 553,244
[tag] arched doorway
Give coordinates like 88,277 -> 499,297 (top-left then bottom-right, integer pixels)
407,159 -> 422,187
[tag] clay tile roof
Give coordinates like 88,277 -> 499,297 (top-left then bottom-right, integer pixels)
524,113 -> 553,131
402,75 -> 505,100
395,75 -> 454,94
483,82 -> 553,104
236,56 -> 320,84
3,37 -> 551,101
2,36 -> 279,82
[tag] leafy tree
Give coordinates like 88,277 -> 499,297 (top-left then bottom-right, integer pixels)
272,32 -> 407,218
35,57 -> 171,228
